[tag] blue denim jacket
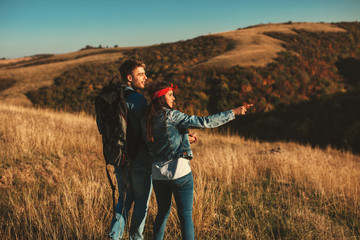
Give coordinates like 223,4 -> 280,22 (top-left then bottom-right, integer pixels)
147,108 -> 235,165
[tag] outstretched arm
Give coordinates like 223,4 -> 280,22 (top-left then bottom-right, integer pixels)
169,103 -> 254,130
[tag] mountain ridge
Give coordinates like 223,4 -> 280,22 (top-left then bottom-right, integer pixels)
0,21 -> 349,106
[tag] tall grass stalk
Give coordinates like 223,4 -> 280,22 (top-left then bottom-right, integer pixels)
1,103 -> 359,239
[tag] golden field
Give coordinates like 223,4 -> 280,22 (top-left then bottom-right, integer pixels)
0,103 -> 359,239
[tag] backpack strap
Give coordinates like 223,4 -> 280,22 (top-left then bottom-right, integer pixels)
124,87 -> 135,99
106,86 -> 135,220
105,165 -> 117,219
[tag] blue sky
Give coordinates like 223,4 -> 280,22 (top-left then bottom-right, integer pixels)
1,0 -> 359,59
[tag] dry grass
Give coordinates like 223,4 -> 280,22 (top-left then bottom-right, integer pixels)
0,56 -> 35,65
0,103 -> 109,239
188,132 -> 359,239
1,103 -> 359,239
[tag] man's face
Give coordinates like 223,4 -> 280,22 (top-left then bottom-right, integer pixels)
128,66 -> 147,90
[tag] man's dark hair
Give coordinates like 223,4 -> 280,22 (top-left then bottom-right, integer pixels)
119,59 -> 145,82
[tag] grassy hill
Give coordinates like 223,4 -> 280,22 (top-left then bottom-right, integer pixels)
1,103 -> 359,239
1,21 -> 360,154
0,47 -> 131,106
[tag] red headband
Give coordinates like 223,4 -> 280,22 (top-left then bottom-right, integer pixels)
151,84 -> 178,100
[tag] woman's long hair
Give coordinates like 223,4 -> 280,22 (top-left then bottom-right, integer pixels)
146,82 -> 170,142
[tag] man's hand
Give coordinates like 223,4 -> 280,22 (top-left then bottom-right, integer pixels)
188,132 -> 198,144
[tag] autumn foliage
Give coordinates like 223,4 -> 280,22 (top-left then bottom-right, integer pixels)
24,22 -> 360,153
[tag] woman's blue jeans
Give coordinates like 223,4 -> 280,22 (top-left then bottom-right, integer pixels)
153,172 -> 194,240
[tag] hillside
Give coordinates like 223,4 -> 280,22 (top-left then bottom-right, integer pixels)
0,22 -> 348,105
202,22 -> 346,68
1,21 -> 360,154
1,103 -> 359,239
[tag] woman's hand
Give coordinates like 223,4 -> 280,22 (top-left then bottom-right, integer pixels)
232,104 -> 254,116
188,132 -> 198,144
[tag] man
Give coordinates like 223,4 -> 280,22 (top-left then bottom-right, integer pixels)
109,59 -> 152,240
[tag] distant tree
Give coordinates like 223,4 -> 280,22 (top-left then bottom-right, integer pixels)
80,45 -> 95,51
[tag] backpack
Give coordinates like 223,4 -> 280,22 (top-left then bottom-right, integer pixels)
95,81 -> 135,216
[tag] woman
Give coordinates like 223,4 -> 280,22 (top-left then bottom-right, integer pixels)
146,82 -> 253,240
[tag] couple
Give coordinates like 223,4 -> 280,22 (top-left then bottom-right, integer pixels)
108,59 -> 253,240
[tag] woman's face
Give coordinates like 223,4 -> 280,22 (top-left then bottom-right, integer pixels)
164,90 -> 175,108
